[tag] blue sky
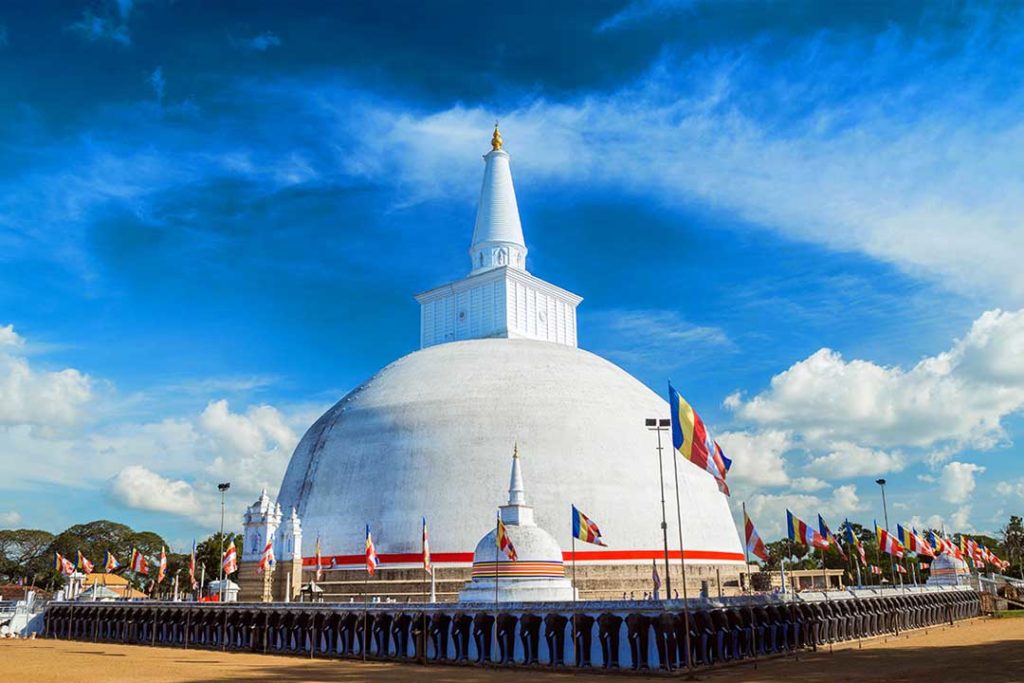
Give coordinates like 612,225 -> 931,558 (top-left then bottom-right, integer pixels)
1,1 -> 1023,549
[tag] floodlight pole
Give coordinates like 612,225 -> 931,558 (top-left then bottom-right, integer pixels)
875,479 -> 897,588
218,482 -> 231,601
645,418 -> 672,598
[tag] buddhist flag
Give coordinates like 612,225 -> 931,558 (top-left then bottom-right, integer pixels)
55,552 -> 75,576
222,541 -> 237,575
157,546 -> 167,584
912,527 -> 936,558
496,514 -> 518,561
365,525 -> 379,576
77,550 -> 94,574
651,559 -> 662,599
105,551 -> 120,573
188,541 -> 198,589
845,520 -> 867,566
422,518 -> 433,575
818,515 -> 847,560
787,510 -> 829,550
257,541 -> 275,575
669,383 -> 731,495
895,564 -> 908,575
743,509 -> 770,563
315,536 -> 324,582
130,547 -> 149,575
572,505 -> 607,547
869,565 -> 882,575
876,525 -> 905,559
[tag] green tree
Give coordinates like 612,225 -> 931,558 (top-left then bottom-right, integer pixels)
46,520 -> 169,592
0,528 -> 55,583
194,531 -> 242,589
1000,515 -> 1024,578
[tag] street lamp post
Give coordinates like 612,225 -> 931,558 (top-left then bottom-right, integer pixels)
875,478 -> 897,586
218,482 -> 231,601
645,418 -> 673,599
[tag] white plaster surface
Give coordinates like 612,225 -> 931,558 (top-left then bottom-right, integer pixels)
277,338 -> 743,565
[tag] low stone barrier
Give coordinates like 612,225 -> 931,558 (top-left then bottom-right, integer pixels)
42,586 -> 979,672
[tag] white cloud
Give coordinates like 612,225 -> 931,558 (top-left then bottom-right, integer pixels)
0,510 -> 21,526
742,484 -> 865,538
995,478 -> 1024,499
731,309 -> 1024,451
235,31 -> 282,52
805,443 -> 906,479
589,309 -> 732,373
790,477 -> 829,492
596,0 -> 695,32
108,465 -> 204,516
68,10 -> 131,45
0,325 -> 92,428
0,325 -> 23,347
716,429 -> 791,487
940,462 -> 985,504
148,67 -> 165,104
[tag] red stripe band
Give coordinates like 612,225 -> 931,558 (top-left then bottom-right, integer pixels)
303,549 -> 745,567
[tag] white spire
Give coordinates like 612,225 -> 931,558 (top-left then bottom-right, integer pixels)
508,442 -> 525,506
500,443 -> 534,526
469,123 -> 527,274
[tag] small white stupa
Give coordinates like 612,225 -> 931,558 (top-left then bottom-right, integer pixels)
926,552 -> 971,586
459,446 -> 575,602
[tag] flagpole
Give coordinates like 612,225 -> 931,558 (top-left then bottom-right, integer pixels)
742,502 -> 758,671
741,502 -> 751,593
494,508 -> 500,666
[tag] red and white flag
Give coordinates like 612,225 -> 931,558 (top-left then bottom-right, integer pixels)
895,564 -> 908,575
876,526 -> 905,559
869,565 -> 882,575
77,551 -> 94,574
743,509 -> 770,563
365,526 -> 379,576
157,546 -> 167,584
422,517 -> 432,575
257,541 -> 275,575
315,536 -> 324,582
222,541 -> 238,575
189,540 -> 198,589
130,547 -> 149,575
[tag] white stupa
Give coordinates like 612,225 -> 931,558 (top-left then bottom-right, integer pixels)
926,552 -> 971,586
459,446 -> 575,602
276,125 -> 744,583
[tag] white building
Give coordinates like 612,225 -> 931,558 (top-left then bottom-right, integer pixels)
276,126 -> 744,595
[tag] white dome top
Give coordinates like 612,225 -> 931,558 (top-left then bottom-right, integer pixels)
471,526 -> 563,567
277,338 -> 743,566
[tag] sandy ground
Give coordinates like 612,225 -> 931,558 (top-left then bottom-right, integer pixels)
5,617 -> 1024,682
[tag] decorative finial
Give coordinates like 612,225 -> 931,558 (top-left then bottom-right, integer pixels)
491,121 -> 503,151
513,441 -> 519,459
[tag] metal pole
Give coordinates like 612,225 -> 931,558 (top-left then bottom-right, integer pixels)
652,423 -> 673,598
494,509 -> 500,665
571,532 -> 577,667
877,479 -> 896,584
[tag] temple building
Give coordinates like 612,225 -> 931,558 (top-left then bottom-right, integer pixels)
271,126 -> 744,601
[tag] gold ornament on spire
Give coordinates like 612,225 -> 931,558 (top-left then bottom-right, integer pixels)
513,441 -> 519,458
491,121 -> 503,151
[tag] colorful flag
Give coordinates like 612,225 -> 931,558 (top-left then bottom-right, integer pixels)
818,515 -> 847,560
920,562 -> 930,570
669,384 -> 731,495
130,547 -> 149,575
911,528 -> 936,558
77,550 -> 94,574
104,550 -> 120,573
496,515 -> 518,561
365,525 -> 380,576
257,540 -> 275,575
572,505 -> 607,547
55,552 -> 75,576
787,510 -> 830,550
743,509 -> 770,562
895,564 -> 908,575
315,536 -> 324,582
188,541 -> 197,589
157,546 -> 167,584
222,541 -> 237,575
869,565 -> 882,575
845,520 -> 867,566
876,525 -> 905,559
651,559 -> 662,598
422,517 -> 433,574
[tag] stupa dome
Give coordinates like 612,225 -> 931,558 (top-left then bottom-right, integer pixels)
276,338 -> 743,567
